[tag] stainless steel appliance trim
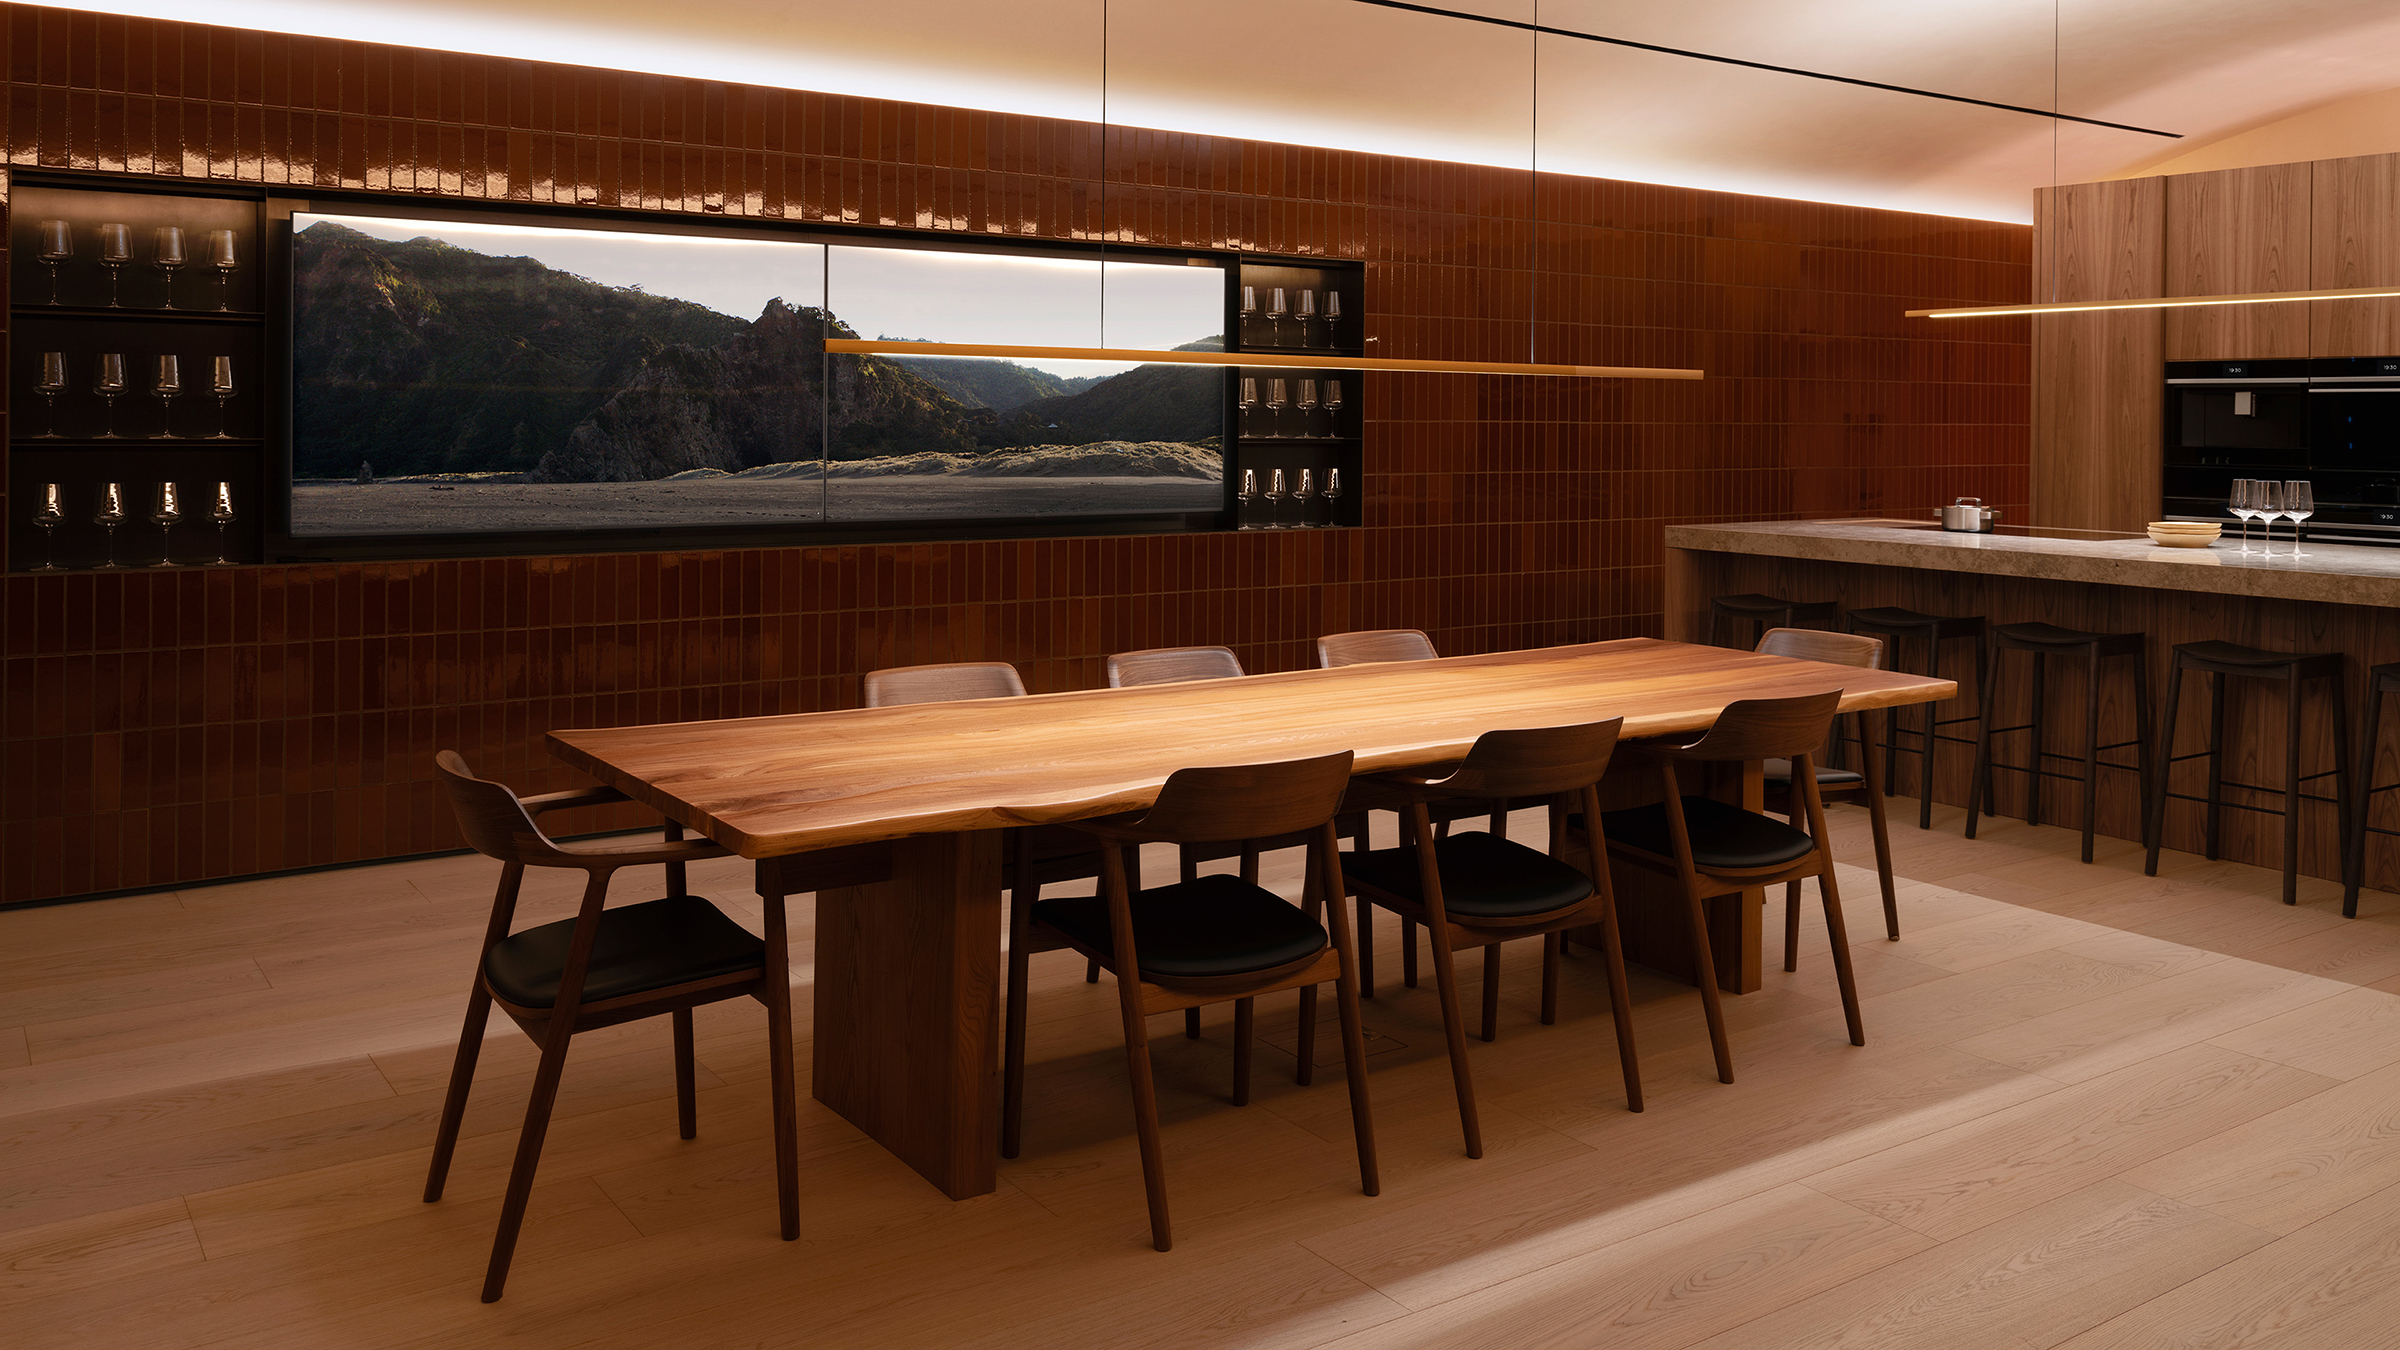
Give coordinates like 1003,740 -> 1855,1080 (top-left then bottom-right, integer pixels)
2306,388 -> 2400,394
2166,377 -> 2312,385
2306,375 -> 2400,383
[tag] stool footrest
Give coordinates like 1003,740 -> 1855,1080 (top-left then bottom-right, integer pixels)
2162,790 -> 2344,814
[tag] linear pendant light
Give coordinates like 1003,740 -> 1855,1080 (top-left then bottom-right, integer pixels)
1908,284 -> 2400,319
825,338 -> 1703,380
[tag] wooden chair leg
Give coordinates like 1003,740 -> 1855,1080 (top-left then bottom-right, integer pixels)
1086,959 -> 1101,983
1119,996 -> 1173,1252
423,982 -> 493,1203
1232,997 -> 1254,1105
1295,984 -> 1318,1086
1818,868 -> 1866,1046
1423,920 -> 1483,1158
1859,722 -> 1900,941
1321,834 -> 1380,1196
672,1007 -> 697,1140
1589,884 -> 1645,1113
2282,676 -> 2304,906
1682,888 -> 1734,1085
1186,1007 -> 1202,1039
1479,942 -> 1501,1043
1782,879 -> 1802,973
480,1014 -> 576,1302
1002,900 -> 1036,1161
1240,844 -> 1261,886
762,894 -> 801,1242
1401,918 -> 1419,988
1356,893 -> 1376,998
1540,931 -> 1560,1026
2147,658 -> 2187,877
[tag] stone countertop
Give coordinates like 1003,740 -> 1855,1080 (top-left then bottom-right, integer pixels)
1665,518 -> 2400,609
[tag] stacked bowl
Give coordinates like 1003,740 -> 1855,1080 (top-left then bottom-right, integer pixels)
2147,521 -> 2222,549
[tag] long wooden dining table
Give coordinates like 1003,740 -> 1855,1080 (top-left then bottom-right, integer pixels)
547,637 -> 1954,1200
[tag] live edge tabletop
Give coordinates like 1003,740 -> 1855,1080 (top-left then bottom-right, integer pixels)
547,637 -> 1954,858
545,637 -> 1955,1203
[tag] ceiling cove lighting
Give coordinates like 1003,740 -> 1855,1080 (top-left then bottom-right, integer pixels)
1907,285 -> 2400,319
825,339 -> 1704,380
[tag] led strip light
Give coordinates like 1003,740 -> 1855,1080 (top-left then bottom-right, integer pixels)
824,339 -> 1704,380
1907,285 -> 2400,319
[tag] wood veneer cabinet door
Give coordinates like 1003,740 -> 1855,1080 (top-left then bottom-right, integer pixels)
2031,178 -> 2165,533
2311,152 -> 2400,357
2164,163 -> 2312,361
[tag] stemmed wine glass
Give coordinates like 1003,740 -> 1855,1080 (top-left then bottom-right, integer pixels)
1293,468 -> 1316,527
153,356 -> 182,439
29,483 -> 66,571
154,227 -> 187,309
1322,292 -> 1342,344
208,230 -> 239,311
207,481 -> 238,565
2283,481 -> 2315,557
1264,467 -> 1288,530
37,220 -> 70,305
209,356 -> 237,438
1236,467 -> 1258,530
1297,379 -> 1320,437
1321,467 -> 1342,528
2256,480 -> 2288,556
1325,378 -> 1344,432
92,482 -> 127,569
148,482 -> 182,567
2228,479 -> 2260,554
1296,290 -> 1318,346
34,351 -> 66,437
1264,378 -> 1287,438
97,223 -> 132,307
1266,287 -> 1288,346
94,354 -> 127,438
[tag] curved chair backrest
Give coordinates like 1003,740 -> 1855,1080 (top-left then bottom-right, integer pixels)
435,750 -> 565,867
865,660 -> 1027,708
1107,645 -> 1244,688
1316,629 -> 1437,668
1429,718 -> 1625,799
1755,627 -> 1884,671
1133,751 -> 1357,844
1663,691 -> 1845,764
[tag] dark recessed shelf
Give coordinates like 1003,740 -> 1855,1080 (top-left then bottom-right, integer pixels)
12,438 -> 261,450
1235,436 -> 1359,445
10,305 -> 265,323
1230,347 -> 1364,359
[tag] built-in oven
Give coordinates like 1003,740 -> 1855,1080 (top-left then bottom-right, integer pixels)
2163,356 -> 2400,543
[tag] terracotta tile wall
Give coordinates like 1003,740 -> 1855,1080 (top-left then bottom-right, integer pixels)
0,7 -> 2031,904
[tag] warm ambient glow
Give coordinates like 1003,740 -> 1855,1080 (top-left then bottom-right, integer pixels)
825,339 -> 1705,379
1907,283 -> 2400,318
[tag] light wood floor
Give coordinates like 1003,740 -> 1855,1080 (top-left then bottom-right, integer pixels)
7,802 -> 2400,1348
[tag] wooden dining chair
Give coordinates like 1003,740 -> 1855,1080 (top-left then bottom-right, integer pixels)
1753,628 -> 1900,969
1004,751 -> 1378,1251
1340,720 -> 1643,1157
423,751 -> 798,1302
1591,691 -> 1862,1085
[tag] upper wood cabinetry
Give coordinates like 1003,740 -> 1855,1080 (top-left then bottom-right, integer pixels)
2164,164 -> 2311,360
2030,178 -> 2164,533
2311,153 -> 2400,357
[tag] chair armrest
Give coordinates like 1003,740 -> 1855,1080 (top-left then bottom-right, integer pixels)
520,785 -> 632,815
1063,813 -> 1157,845
557,834 -> 734,866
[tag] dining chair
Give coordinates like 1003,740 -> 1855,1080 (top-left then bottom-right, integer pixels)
1590,691 -> 1862,1084
1315,629 -> 1436,667
863,659 -> 1027,705
1753,628 -> 1900,969
1340,720 -> 1642,1157
423,751 -> 798,1302
1107,645 -> 1246,687
1004,750 -> 1378,1251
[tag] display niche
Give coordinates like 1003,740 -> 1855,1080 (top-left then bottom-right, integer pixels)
1225,259 -> 1363,531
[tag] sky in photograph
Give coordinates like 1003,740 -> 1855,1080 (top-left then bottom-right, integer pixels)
300,214 -> 1221,377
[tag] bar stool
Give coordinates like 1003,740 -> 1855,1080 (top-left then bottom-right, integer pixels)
2144,640 -> 2353,908
1845,606 -> 1990,829
2342,662 -> 2400,919
1965,622 -> 2153,865
1709,593 -> 1840,650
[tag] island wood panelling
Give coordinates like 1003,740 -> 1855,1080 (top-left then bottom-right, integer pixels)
0,6 -> 2031,907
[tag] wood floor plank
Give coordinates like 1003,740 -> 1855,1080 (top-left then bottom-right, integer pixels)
2051,929 -> 2230,981
1950,961 -> 2350,1084
2205,983 -> 2400,1081
0,1196 -> 202,1311
0,958 -> 272,1031
0,1026 -> 25,1071
0,1057 -> 395,1172
2120,1056 -> 2400,1237
1886,908 -> 2121,975
1806,1043 -> 2334,1242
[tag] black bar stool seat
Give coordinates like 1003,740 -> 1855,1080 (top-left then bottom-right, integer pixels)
1709,593 -> 1839,649
1843,606 -> 1990,829
2145,640 -> 2354,908
1967,621 -> 2152,864
2344,662 -> 2400,918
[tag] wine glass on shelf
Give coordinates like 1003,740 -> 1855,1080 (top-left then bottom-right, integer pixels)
92,483 -> 127,570
153,355 -> 182,439
1236,467 -> 1258,530
1239,285 -> 1258,347
1297,379 -> 1320,437
94,354 -> 128,439
1264,467 -> 1287,530
1293,468 -> 1316,527
1266,287 -> 1288,346
207,482 -> 238,565
1264,378 -> 1287,438
1323,291 -> 1342,345
148,482 -> 182,567
2256,480 -> 2288,556
1325,378 -> 1345,433
37,220 -> 71,305
208,230 -> 239,311
209,356 -> 237,438
1296,289 -> 1318,346
1321,466 -> 1342,528
34,351 -> 67,438
29,483 -> 67,571
97,223 -> 132,307
155,227 -> 188,310
2284,481 -> 2315,557
2227,479 -> 2258,554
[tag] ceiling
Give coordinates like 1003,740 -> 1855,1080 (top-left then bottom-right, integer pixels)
59,0 -> 2400,221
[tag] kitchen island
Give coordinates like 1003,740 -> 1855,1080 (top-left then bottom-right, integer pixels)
1665,519 -> 2396,893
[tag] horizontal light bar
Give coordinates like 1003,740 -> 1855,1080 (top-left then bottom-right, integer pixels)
1907,284 -> 2400,319
825,339 -> 1703,380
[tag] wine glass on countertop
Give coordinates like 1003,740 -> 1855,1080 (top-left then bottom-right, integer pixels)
2283,480 -> 2314,557
94,354 -> 128,439
153,355 -> 182,439
2256,480 -> 2288,557
1264,467 -> 1288,530
92,482 -> 128,570
154,226 -> 187,309
148,482 -> 182,566
37,219 -> 70,305
207,481 -> 238,565
97,223 -> 132,307
34,351 -> 67,438
1321,466 -> 1343,528
28,483 -> 66,571
208,230 -> 240,311
209,356 -> 237,438
2228,479 -> 2259,554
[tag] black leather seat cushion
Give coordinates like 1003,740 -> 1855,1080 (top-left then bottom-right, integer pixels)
1762,758 -> 1864,786
1342,830 -> 1593,919
1035,874 -> 1328,979
1995,620 -> 2108,647
1713,592 -> 1805,613
1845,605 -> 1944,629
2176,640 -> 2311,668
1597,797 -> 1818,870
484,895 -> 764,1009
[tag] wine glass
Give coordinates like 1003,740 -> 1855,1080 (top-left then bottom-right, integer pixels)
1239,285 -> 1258,347
1264,467 -> 1287,530
29,483 -> 66,571
2258,480 -> 2289,555
1293,467 -> 1316,527
2283,480 -> 2314,557
94,353 -> 127,438
1296,289 -> 1318,346
34,351 -> 66,437
1297,379 -> 1320,437
1321,466 -> 1343,528
1264,378 -> 1287,438
97,223 -> 132,307
1237,375 -> 1257,436
1266,287 -> 1288,346
153,355 -> 182,439
209,356 -> 237,438
2227,479 -> 2259,554
1323,291 -> 1343,344
92,482 -> 127,569
207,481 -> 238,565
208,230 -> 239,310
1235,467 -> 1258,531
1325,378 -> 1345,432
148,481 -> 182,567
37,219 -> 70,305
154,226 -> 187,309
